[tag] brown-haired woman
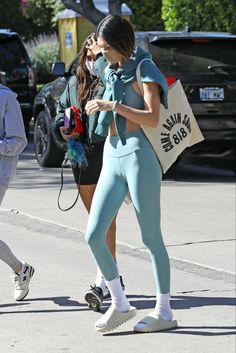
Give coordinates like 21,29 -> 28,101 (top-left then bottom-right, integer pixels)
85,15 -> 178,333
54,34 -> 124,312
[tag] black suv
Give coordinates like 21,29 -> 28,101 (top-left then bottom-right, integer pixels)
0,29 -> 37,135
33,29 -> 236,170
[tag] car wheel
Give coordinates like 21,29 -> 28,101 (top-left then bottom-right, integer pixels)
34,110 -> 65,167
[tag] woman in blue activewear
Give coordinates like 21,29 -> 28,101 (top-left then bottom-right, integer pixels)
85,15 -> 178,333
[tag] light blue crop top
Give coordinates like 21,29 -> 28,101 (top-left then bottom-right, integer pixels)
122,82 -> 144,110
95,48 -> 168,144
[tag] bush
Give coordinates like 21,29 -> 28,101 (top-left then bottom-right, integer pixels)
25,33 -> 60,83
162,0 -> 236,34
127,0 -> 164,31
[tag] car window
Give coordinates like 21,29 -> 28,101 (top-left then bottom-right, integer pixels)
135,35 -> 150,53
0,37 -> 28,69
150,39 -> 236,75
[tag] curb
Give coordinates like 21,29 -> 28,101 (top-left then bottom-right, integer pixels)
0,209 -> 235,284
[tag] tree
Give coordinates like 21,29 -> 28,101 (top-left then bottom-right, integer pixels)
61,0 -> 164,30
60,0 -> 126,25
21,0 -> 65,29
0,0 -> 41,40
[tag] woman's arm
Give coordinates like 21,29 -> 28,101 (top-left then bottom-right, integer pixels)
85,82 -> 161,128
0,93 -> 27,156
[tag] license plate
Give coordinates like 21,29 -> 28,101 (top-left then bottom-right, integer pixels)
199,87 -> 224,101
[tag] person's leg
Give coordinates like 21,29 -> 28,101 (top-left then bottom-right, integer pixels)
85,150 -> 137,332
79,184 -> 117,259
85,155 -> 127,281
79,184 -> 117,295
79,185 -> 106,294
0,187 -> 34,301
0,240 -> 23,272
73,145 -> 120,311
0,185 -> 7,206
0,185 -> 24,273
124,140 -> 177,332
0,240 -> 34,301
126,148 -> 170,294
79,184 -> 96,211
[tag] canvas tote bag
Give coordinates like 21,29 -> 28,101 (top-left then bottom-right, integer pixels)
136,59 -> 205,173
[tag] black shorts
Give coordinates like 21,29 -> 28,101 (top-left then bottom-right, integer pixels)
72,141 -> 104,185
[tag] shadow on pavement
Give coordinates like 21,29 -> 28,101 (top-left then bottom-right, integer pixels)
0,296 -> 89,315
164,157 -> 235,183
127,294 -> 236,311
104,326 -> 236,337
1,294 -> 235,337
26,296 -> 85,307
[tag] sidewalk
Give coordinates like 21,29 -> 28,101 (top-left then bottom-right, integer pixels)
0,210 -> 235,353
0,145 -> 235,352
1,144 -> 235,274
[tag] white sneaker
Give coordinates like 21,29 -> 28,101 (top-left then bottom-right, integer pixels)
13,263 -> 34,301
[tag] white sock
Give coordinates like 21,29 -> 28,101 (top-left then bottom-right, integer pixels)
105,276 -> 130,312
95,276 -> 107,294
151,293 -> 173,321
17,262 -> 25,275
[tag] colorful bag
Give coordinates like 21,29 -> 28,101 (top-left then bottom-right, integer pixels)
64,106 -> 88,168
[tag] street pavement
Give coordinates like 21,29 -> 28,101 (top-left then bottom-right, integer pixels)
0,143 -> 235,353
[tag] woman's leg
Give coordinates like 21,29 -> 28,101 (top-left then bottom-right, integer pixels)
85,155 -> 127,281
79,184 -> 117,259
79,183 -> 117,284
78,184 -> 96,212
85,155 -> 137,331
125,148 -> 170,294
124,144 -> 177,331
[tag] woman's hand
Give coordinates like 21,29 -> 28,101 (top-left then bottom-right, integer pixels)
86,36 -> 101,57
85,99 -> 114,115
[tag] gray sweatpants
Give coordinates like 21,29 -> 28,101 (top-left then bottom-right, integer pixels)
0,184 -> 7,205
0,185 -> 22,272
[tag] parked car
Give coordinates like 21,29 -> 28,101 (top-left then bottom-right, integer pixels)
0,29 -> 37,136
33,29 -> 236,171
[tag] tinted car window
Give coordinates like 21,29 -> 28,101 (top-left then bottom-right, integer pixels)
0,37 -> 28,69
151,39 -> 236,75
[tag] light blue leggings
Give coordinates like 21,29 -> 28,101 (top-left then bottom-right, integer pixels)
85,129 -> 170,293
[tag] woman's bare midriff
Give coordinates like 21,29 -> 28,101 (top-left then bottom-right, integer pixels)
109,81 -> 142,136
109,120 -> 140,136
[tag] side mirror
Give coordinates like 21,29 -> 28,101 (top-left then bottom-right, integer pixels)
52,62 -> 66,76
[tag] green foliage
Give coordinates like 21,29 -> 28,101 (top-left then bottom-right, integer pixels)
0,0 -> 40,40
162,0 -> 236,34
24,0 -> 65,28
25,33 -> 60,83
126,0 -> 164,31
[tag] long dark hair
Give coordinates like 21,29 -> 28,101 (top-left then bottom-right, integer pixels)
96,15 -> 135,61
76,34 -> 98,105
